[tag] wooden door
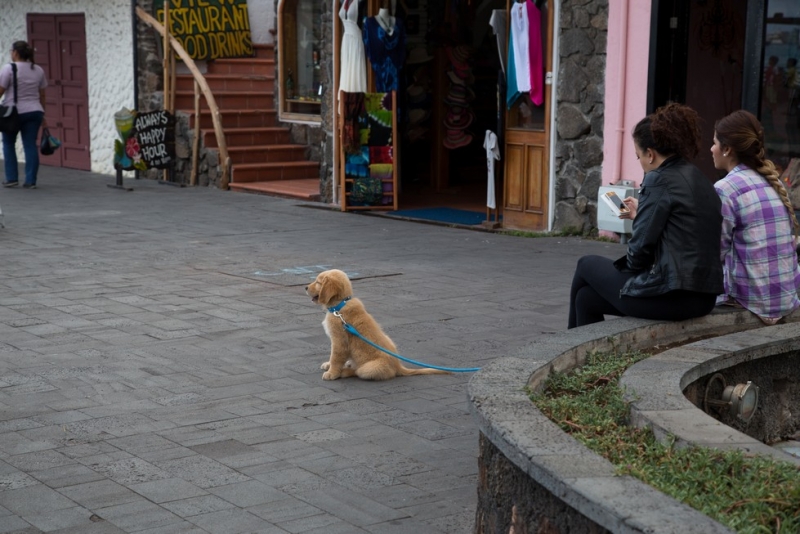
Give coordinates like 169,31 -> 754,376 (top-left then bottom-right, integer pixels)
28,14 -> 91,171
503,1 -> 553,231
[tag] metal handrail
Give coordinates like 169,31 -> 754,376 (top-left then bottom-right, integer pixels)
135,6 -> 231,189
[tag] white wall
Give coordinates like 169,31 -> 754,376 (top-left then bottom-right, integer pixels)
0,0 -> 134,176
248,0 -> 276,45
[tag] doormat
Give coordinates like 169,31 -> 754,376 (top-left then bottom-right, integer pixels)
386,207 -> 498,226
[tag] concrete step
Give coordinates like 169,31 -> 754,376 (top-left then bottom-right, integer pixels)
252,43 -> 274,60
175,90 -> 274,111
227,144 -> 308,165
202,127 -> 291,147
188,109 -> 280,129
207,58 -> 275,77
175,74 -> 273,93
232,161 -> 320,183
229,179 -> 321,201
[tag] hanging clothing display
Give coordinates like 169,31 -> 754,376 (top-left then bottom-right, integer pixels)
342,92 -> 366,154
339,0 -> 367,93
363,10 -> 407,92
443,45 -> 476,150
484,130 -> 500,209
489,9 -> 508,74
506,0 -> 544,107
510,2 -> 530,93
365,92 -> 393,146
527,0 -> 544,106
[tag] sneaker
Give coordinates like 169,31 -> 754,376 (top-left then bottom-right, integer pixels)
22,183 -> 36,189
2,181 -> 18,188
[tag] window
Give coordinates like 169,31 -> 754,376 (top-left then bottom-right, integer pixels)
761,0 -> 800,165
278,0 -> 323,122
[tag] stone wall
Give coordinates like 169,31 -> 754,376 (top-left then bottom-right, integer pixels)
684,352 -> 800,445
552,0 -> 608,234
474,434 -> 610,534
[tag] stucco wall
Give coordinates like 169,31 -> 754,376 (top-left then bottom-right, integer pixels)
0,0 -> 135,176
248,0 -> 276,45
601,0 -> 652,189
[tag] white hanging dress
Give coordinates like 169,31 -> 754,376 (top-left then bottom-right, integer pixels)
339,0 -> 367,93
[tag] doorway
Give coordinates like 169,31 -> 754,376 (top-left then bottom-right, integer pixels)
501,0 -> 553,230
397,0 -> 507,213
648,0 -> 748,181
27,13 -> 91,171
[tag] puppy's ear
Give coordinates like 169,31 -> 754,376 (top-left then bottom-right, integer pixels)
318,273 -> 335,305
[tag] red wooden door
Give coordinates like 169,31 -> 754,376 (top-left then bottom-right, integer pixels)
28,14 -> 91,171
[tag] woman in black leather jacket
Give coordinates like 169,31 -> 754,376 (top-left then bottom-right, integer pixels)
568,103 -> 723,328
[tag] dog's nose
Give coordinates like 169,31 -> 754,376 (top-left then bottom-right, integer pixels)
304,285 -> 308,291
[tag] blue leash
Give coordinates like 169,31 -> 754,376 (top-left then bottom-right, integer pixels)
330,307 -> 481,373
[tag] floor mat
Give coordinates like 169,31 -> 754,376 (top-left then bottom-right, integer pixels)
387,207 -> 496,226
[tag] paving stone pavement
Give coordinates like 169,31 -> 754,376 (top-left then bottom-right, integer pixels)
0,167 -> 625,534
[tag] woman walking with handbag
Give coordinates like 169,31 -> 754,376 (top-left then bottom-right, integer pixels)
0,41 -> 48,189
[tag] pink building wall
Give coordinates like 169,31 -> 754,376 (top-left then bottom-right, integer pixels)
602,0 -> 653,188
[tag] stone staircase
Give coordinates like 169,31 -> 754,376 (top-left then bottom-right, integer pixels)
175,44 -> 321,200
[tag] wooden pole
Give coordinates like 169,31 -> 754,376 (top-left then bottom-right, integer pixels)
339,90 -> 346,211
170,53 -> 176,112
191,79 -> 200,186
392,90 -> 398,210
162,0 -> 171,182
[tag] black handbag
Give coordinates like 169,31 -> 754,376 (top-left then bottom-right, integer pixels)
0,64 -> 19,134
40,127 -> 61,155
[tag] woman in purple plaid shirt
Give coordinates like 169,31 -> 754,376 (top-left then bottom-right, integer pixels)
712,110 -> 800,325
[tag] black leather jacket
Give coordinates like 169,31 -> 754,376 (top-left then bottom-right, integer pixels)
613,156 -> 724,298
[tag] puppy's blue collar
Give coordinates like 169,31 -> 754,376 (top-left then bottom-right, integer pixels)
327,297 -> 351,313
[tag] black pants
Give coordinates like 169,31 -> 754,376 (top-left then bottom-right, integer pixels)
568,255 -> 717,329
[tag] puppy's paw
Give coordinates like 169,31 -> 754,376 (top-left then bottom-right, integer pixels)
322,371 -> 340,380
320,361 -> 331,371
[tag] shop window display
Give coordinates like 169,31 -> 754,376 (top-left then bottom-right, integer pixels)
761,1 -> 799,164
278,0 -> 323,120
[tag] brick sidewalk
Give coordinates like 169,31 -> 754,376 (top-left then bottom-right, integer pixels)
0,166 -> 624,533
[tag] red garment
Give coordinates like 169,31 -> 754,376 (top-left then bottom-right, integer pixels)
526,0 -> 544,106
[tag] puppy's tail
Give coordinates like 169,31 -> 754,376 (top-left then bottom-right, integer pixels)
398,366 -> 452,376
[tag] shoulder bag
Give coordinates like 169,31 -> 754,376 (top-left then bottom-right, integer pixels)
0,63 -> 19,134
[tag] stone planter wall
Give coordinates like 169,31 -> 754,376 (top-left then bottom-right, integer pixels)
469,309 -> 800,534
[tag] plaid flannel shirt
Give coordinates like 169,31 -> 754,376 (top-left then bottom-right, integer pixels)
715,164 -> 800,320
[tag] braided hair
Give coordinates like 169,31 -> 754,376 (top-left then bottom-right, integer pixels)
632,102 -> 703,161
715,110 -> 799,233
11,41 -> 36,69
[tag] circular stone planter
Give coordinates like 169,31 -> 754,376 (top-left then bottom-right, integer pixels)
468,308 -> 800,534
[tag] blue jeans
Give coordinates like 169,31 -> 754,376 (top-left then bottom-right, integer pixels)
2,111 -> 44,185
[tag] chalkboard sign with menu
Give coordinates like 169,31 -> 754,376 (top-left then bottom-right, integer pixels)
113,109 -> 175,171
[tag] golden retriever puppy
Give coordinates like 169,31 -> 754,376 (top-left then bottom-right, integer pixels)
305,269 -> 450,380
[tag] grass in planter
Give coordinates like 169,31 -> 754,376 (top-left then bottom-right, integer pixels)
529,349 -> 800,534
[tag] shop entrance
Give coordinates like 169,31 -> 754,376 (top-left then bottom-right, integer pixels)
397,0 -> 507,214
335,0 -> 554,226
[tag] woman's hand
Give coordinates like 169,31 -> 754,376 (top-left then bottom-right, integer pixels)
619,197 -> 638,220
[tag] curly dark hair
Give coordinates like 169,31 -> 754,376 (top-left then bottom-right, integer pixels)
12,41 -> 36,68
632,102 -> 702,161
715,109 -> 799,233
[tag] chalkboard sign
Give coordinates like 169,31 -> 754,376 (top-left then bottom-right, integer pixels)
153,0 -> 253,60
114,109 -> 175,171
